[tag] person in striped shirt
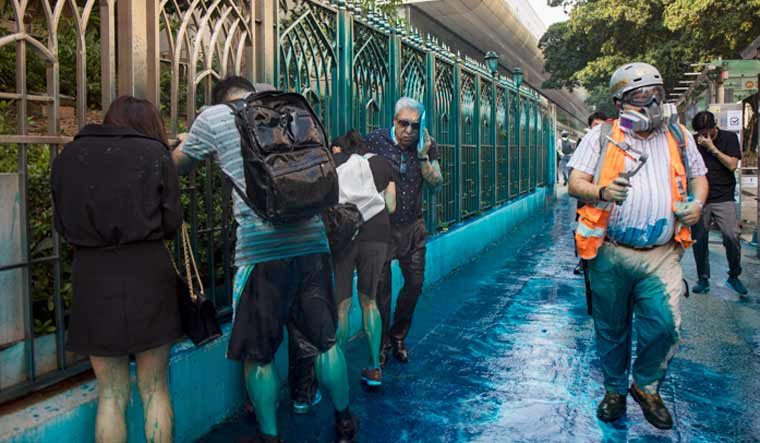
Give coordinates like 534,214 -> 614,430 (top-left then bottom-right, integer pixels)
172,77 -> 358,443
568,63 -> 708,430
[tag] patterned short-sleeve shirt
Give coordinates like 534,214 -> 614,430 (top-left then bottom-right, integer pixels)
364,128 -> 440,225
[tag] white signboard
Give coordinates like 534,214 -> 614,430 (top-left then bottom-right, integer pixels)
726,110 -> 743,131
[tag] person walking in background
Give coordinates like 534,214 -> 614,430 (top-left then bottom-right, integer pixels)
364,97 -> 443,367
690,111 -> 747,295
587,112 -> 609,134
568,62 -> 707,430
52,96 -> 183,443
573,111 -> 609,275
172,76 -> 359,443
559,131 -> 574,185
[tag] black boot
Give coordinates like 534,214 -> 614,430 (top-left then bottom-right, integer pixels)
237,434 -> 283,443
392,339 -> 409,363
596,391 -> 627,422
379,343 -> 391,368
335,409 -> 360,443
630,384 -> 673,430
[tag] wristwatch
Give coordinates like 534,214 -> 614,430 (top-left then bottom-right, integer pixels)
418,155 -> 430,162
598,186 -> 607,202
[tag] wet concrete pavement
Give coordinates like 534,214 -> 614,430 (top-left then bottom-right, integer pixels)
198,194 -> 760,443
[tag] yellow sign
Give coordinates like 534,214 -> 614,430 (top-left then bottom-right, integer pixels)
746,80 -> 755,89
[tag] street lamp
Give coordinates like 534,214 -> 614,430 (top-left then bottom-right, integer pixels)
484,51 -> 499,75
512,67 -> 524,192
513,67 -> 523,90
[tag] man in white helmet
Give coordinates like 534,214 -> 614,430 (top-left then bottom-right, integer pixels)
568,62 -> 708,429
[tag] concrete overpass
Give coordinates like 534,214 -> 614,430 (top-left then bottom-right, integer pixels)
401,0 -> 590,132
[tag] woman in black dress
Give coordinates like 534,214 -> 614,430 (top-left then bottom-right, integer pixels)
52,96 -> 182,443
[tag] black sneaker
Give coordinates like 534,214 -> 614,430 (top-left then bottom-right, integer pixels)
335,411 -> 360,443
596,391 -> 626,423
727,277 -> 748,295
692,279 -> 709,294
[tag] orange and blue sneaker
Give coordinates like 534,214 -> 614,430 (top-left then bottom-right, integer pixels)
292,389 -> 321,415
360,367 -> 382,387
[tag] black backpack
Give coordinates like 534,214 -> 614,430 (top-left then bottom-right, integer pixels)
321,203 -> 363,254
227,91 -> 339,224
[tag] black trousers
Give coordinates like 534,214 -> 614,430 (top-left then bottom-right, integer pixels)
376,218 -> 427,346
288,220 -> 427,399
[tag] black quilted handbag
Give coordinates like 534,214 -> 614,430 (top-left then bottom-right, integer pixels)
322,203 -> 363,254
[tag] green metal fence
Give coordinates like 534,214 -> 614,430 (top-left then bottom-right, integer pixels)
277,0 -> 554,233
0,0 -> 556,404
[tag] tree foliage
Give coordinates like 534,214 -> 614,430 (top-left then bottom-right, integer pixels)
540,0 -> 760,101
359,0 -> 403,18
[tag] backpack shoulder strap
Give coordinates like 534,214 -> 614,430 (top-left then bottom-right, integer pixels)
668,122 -> 691,183
220,99 -> 255,209
226,98 -> 246,113
592,122 -> 614,184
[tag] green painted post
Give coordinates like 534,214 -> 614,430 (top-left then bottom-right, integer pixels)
530,102 -> 536,190
506,89 -> 511,199
388,28 -> 401,122
474,73 -> 481,212
516,93 -> 521,195
336,2 -> 352,136
454,55 -> 462,223
491,77 -> 497,207
424,38 -> 437,230
548,114 -> 555,186
536,106 -> 541,187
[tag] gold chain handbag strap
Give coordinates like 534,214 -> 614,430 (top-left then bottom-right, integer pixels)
181,223 -> 205,296
165,224 -> 205,302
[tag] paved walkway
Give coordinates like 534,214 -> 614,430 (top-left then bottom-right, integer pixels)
198,194 -> 760,443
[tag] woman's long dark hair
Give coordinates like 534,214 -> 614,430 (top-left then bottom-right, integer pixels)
103,96 -> 169,147
331,129 -> 367,155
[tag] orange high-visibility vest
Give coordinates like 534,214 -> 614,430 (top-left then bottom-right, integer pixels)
575,120 -> 694,260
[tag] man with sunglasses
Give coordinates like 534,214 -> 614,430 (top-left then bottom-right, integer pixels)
364,97 -> 443,366
568,62 -> 708,430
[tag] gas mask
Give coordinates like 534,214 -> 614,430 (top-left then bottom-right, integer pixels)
618,85 -> 677,132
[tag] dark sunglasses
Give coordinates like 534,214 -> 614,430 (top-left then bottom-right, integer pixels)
396,119 -> 421,130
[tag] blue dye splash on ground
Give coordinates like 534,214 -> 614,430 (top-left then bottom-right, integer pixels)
197,195 -> 760,443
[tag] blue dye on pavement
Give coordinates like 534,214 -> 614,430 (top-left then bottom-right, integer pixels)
197,195 -> 760,443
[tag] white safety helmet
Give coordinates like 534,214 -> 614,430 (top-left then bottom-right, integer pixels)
609,62 -> 664,102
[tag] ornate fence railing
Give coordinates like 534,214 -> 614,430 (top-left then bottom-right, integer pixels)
0,0 -> 554,404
